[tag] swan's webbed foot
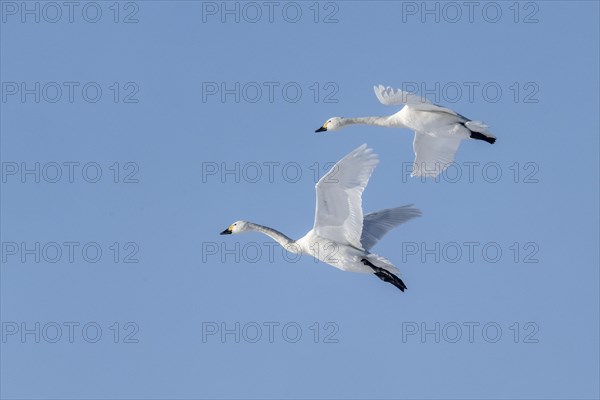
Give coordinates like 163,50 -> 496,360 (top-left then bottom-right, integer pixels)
361,258 -> 407,292
467,130 -> 496,144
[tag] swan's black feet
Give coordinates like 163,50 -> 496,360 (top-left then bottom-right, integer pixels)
361,258 -> 407,292
469,131 -> 496,144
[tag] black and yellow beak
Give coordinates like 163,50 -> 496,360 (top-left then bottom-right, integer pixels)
220,227 -> 232,235
315,126 -> 327,133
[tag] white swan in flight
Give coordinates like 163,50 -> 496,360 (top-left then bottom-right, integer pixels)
316,85 -> 496,177
220,144 -> 421,292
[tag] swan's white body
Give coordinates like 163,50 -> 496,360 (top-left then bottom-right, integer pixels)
316,85 -> 496,177
221,144 -> 421,291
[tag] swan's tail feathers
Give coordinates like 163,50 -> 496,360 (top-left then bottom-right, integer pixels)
464,121 -> 496,144
361,258 -> 407,292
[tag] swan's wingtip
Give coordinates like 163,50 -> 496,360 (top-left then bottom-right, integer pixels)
355,144 -> 380,165
410,206 -> 423,217
410,171 -> 441,179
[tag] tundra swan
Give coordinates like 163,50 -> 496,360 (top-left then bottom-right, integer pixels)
220,144 -> 421,292
316,85 -> 496,177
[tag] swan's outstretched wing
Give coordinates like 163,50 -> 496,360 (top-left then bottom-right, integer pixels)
374,84 -> 458,115
313,144 -> 379,249
412,133 -> 463,177
361,205 -> 422,251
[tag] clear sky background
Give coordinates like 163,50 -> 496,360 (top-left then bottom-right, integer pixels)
1,1 -> 599,399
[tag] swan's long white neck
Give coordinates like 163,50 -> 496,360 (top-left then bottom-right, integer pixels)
341,116 -> 404,128
246,222 -> 297,252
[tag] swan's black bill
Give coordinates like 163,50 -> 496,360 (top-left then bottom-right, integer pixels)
220,228 -> 232,235
315,126 -> 327,133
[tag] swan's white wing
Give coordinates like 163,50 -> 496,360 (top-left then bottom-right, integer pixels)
361,205 -> 422,251
374,84 -> 431,106
412,133 -> 463,177
313,144 -> 379,250
374,85 -> 458,115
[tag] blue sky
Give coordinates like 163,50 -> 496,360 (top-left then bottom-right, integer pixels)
1,1 -> 599,399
